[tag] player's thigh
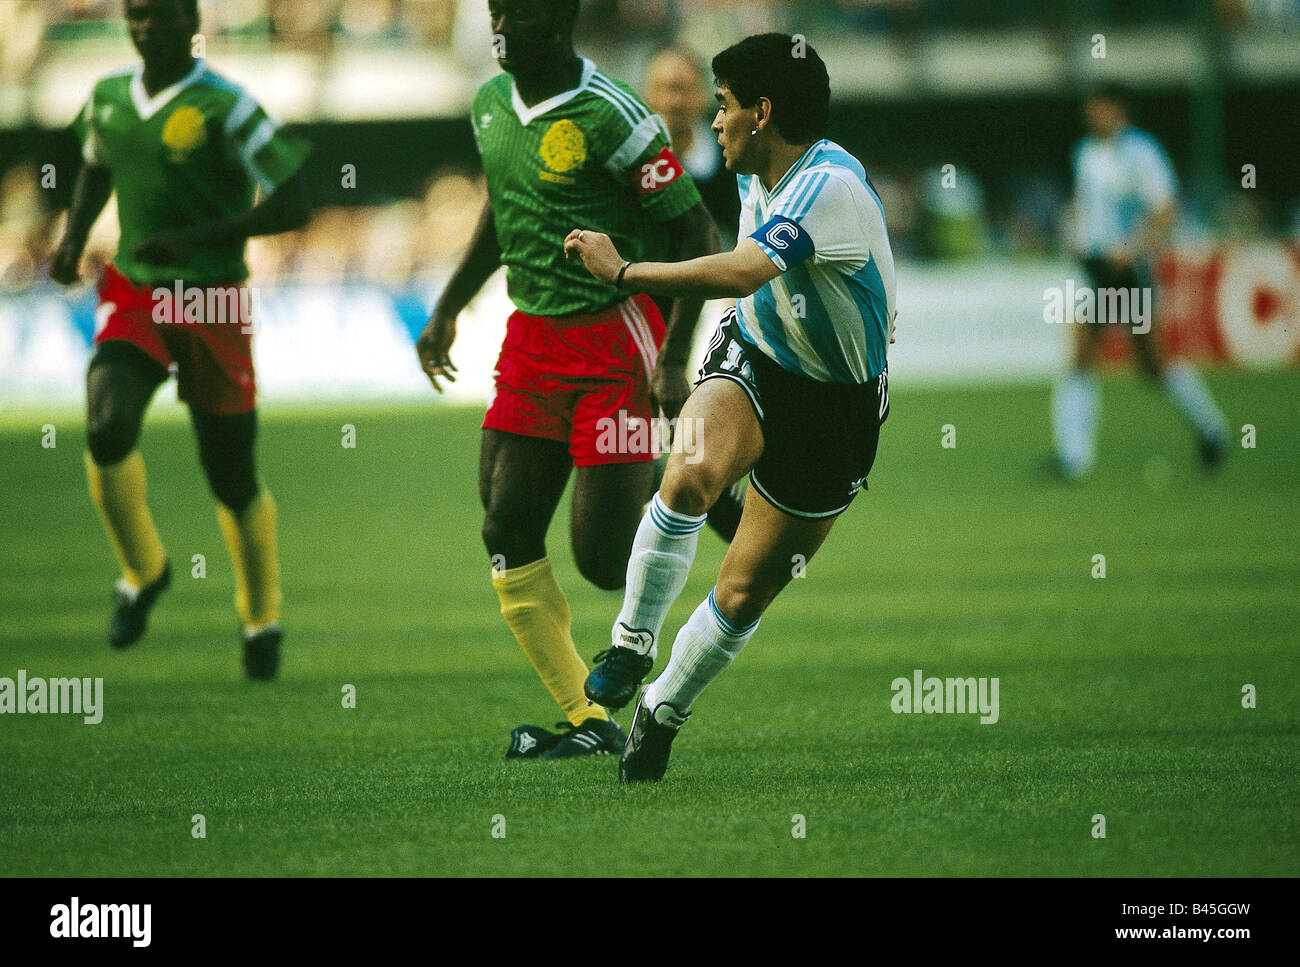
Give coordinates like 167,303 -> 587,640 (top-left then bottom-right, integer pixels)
1128,327 -> 1165,380
713,487 -> 837,627
569,459 -> 656,591
660,376 -> 764,516
1074,258 -> 1118,370
189,406 -> 259,512
165,321 -> 256,416
1072,318 -> 1107,369
84,340 -> 168,464
478,429 -> 573,563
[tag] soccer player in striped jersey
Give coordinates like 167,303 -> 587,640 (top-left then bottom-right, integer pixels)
566,33 -> 897,781
416,0 -> 723,759
1053,84 -> 1229,478
49,0 -> 311,679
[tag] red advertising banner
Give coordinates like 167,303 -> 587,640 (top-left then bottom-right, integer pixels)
1102,242 -> 1300,367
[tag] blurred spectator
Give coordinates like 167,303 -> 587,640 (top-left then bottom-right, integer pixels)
578,0 -> 679,46
8,0 -> 1297,279
866,168 -> 919,257
0,0 -> 45,79
401,0 -> 458,47
918,164 -> 989,260
205,0 -> 271,38
269,0 -> 339,49
0,163 -> 50,291
1001,174 -> 1067,257
241,168 -> 486,288
643,46 -> 740,245
337,0 -> 405,44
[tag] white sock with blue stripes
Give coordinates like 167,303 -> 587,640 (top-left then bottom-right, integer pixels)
644,589 -> 759,715
612,492 -> 706,660
1052,370 -> 1099,478
1163,361 -> 1229,443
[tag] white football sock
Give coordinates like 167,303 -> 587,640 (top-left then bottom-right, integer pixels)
644,589 -> 759,715
1052,370 -> 1099,478
612,491 -> 705,660
1163,361 -> 1229,442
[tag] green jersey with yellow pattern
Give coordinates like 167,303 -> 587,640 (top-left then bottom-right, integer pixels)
472,57 -> 701,317
73,58 -> 310,286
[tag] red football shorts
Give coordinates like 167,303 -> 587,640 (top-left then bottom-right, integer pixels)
93,263 -> 257,415
483,294 -> 666,466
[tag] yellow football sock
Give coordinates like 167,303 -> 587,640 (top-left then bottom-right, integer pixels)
492,557 -> 609,726
84,450 -> 167,589
216,489 -> 282,631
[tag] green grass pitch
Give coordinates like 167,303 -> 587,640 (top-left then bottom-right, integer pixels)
2,372 -> 1296,876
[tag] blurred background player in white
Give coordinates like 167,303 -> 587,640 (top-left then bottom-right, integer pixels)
1053,83 -> 1229,479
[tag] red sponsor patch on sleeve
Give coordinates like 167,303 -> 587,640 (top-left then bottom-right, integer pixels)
632,147 -> 685,194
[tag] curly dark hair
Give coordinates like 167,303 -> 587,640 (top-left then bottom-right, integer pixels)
712,33 -> 831,145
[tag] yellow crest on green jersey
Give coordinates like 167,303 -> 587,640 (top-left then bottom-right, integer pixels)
161,105 -> 208,162
539,119 -> 586,175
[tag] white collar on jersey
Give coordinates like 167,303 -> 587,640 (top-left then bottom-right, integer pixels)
510,57 -> 597,126
757,138 -> 829,204
130,58 -> 207,121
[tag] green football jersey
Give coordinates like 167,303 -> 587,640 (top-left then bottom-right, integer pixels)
472,57 -> 702,317
73,59 -> 310,286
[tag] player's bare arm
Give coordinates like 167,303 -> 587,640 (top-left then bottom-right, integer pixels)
564,229 -> 780,300
133,168 -> 312,267
417,199 -> 502,392
50,163 -> 113,286
653,201 -> 721,418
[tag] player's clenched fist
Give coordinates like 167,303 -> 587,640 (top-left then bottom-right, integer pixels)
416,312 -> 458,393
563,229 -> 625,287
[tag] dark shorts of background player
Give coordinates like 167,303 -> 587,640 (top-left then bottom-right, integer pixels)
1080,256 -> 1155,336
697,309 -> 889,519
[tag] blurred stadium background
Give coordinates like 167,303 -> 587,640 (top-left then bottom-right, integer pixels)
2,0 -> 1298,403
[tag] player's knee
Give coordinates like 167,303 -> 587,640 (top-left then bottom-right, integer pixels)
660,462 -> 723,517
574,549 -> 625,592
713,575 -> 774,628
86,411 -> 141,465
205,465 -> 258,514
481,514 -> 509,559
1137,354 -> 1164,383
481,512 -> 544,567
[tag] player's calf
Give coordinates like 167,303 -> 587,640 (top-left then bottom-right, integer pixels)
712,574 -> 780,631
586,492 -> 709,709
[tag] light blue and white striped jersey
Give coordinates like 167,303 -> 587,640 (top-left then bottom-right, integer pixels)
736,139 -> 895,384
1072,125 -> 1177,258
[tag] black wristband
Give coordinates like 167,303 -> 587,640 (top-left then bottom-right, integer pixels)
615,261 -> 632,290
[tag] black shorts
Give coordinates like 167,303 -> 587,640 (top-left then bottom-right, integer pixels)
696,309 -> 889,519
1080,256 -> 1154,334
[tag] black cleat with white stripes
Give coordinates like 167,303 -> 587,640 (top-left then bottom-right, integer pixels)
540,716 -> 626,759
